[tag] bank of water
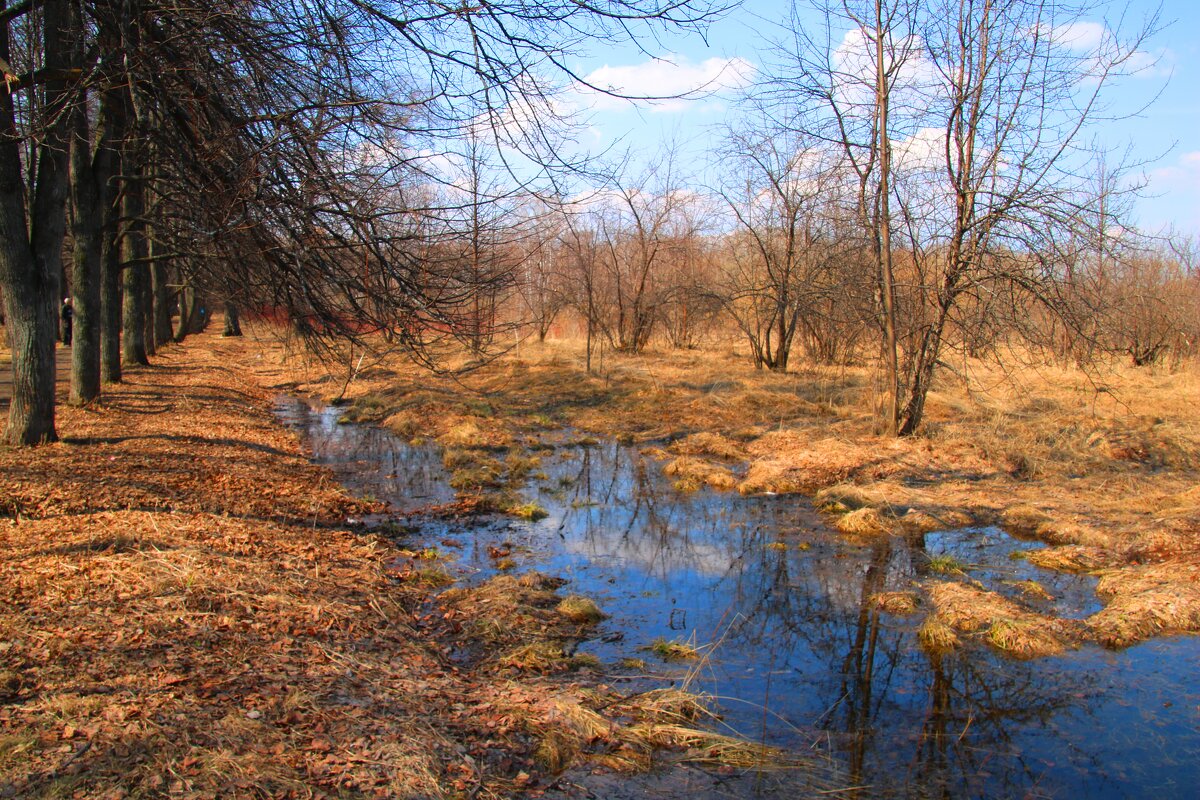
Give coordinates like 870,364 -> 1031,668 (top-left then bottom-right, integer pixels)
276,397 -> 1200,799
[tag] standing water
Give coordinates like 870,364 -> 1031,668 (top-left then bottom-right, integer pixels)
276,398 -> 1200,799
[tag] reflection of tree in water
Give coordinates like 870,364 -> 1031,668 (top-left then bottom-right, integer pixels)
556,443 -> 754,580
549,442 -> 1105,798
277,399 -> 454,507
721,534 -> 1103,798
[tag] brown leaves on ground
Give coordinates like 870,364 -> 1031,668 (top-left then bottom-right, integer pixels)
0,331 -> 726,799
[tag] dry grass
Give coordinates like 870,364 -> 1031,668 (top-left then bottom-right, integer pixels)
662,456 -> 738,492
669,431 -> 746,461
873,591 -> 921,615
644,638 -> 701,662
1023,545 -> 1118,572
1087,562 -> 1200,647
557,595 -> 606,624
834,507 -> 892,536
285,330 -> 1200,653
918,617 -> 960,653
925,581 -> 1082,659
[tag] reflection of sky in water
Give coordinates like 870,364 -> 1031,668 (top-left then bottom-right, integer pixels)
277,397 -> 1200,800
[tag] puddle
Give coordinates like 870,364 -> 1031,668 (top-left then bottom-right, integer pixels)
275,396 -> 1200,799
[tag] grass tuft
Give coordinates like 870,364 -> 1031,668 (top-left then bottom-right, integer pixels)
556,595 -> 606,624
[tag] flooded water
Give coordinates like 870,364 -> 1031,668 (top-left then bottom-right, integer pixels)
276,398 -> 1200,799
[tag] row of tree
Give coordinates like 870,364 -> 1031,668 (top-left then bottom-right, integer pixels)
0,0 -> 716,445
503,176 -> 1200,379
1,0 -> 1191,445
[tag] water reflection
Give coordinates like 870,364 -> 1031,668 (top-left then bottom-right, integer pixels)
276,398 -> 1200,799
274,398 -> 455,511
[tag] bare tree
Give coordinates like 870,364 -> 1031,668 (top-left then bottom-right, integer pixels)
715,113 -> 863,370
0,0 -> 79,444
565,153 -> 706,354
1,0 -> 721,444
758,0 -> 1157,434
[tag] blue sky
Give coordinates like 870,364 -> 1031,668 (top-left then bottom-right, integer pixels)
557,0 -> 1200,237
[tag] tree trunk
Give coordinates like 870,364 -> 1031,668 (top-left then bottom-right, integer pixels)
100,230 -> 122,382
98,80 -> 124,384
152,262 -> 172,345
68,99 -> 104,405
874,0 -> 900,436
120,160 -> 149,366
0,0 -> 75,445
191,290 -> 209,333
141,256 -> 156,357
121,264 -> 148,365
174,284 -> 193,343
223,301 -> 242,336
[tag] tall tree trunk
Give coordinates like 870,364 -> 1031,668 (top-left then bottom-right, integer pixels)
69,107 -> 103,405
874,0 -> 900,436
223,301 -> 242,336
152,262 -> 172,345
174,284 -> 193,343
120,160 -> 149,366
141,255 -> 155,357
0,0 -> 75,445
190,289 -> 209,333
100,229 -> 122,382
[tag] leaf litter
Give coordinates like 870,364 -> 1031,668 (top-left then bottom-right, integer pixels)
0,330 -> 807,798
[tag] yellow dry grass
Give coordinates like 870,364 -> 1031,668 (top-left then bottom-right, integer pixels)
1023,545 -> 1118,572
280,329 -> 1200,650
834,507 -> 892,536
873,591 -> 921,615
663,456 -> 738,492
1087,562 -> 1200,647
557,595 -> 606,624
925,581 -> 1082,658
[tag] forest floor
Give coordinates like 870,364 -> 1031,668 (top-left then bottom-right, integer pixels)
0,330 -> 798,799
303,331 -> 1200,657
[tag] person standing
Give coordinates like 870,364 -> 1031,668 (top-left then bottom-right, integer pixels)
61,298 -> 73,346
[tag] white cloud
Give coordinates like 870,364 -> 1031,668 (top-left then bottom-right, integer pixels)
1048,20 -> 1171,80
892,127 -> 945,174
830,27 -> 938,115
1052,20 -> 1107,52
575,55 -> 756,113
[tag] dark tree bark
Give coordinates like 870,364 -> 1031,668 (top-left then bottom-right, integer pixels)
152,262 -> 172,345
223,301 -> 242,336
0,0 -> 75,445
100,223 -> 122,382
68,112 -> 103,405
68,42 -> 118,405
141,252 -> 156,357
99,82 -> 125,383
120,157 -> 149,367
174,283 -> 194,343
